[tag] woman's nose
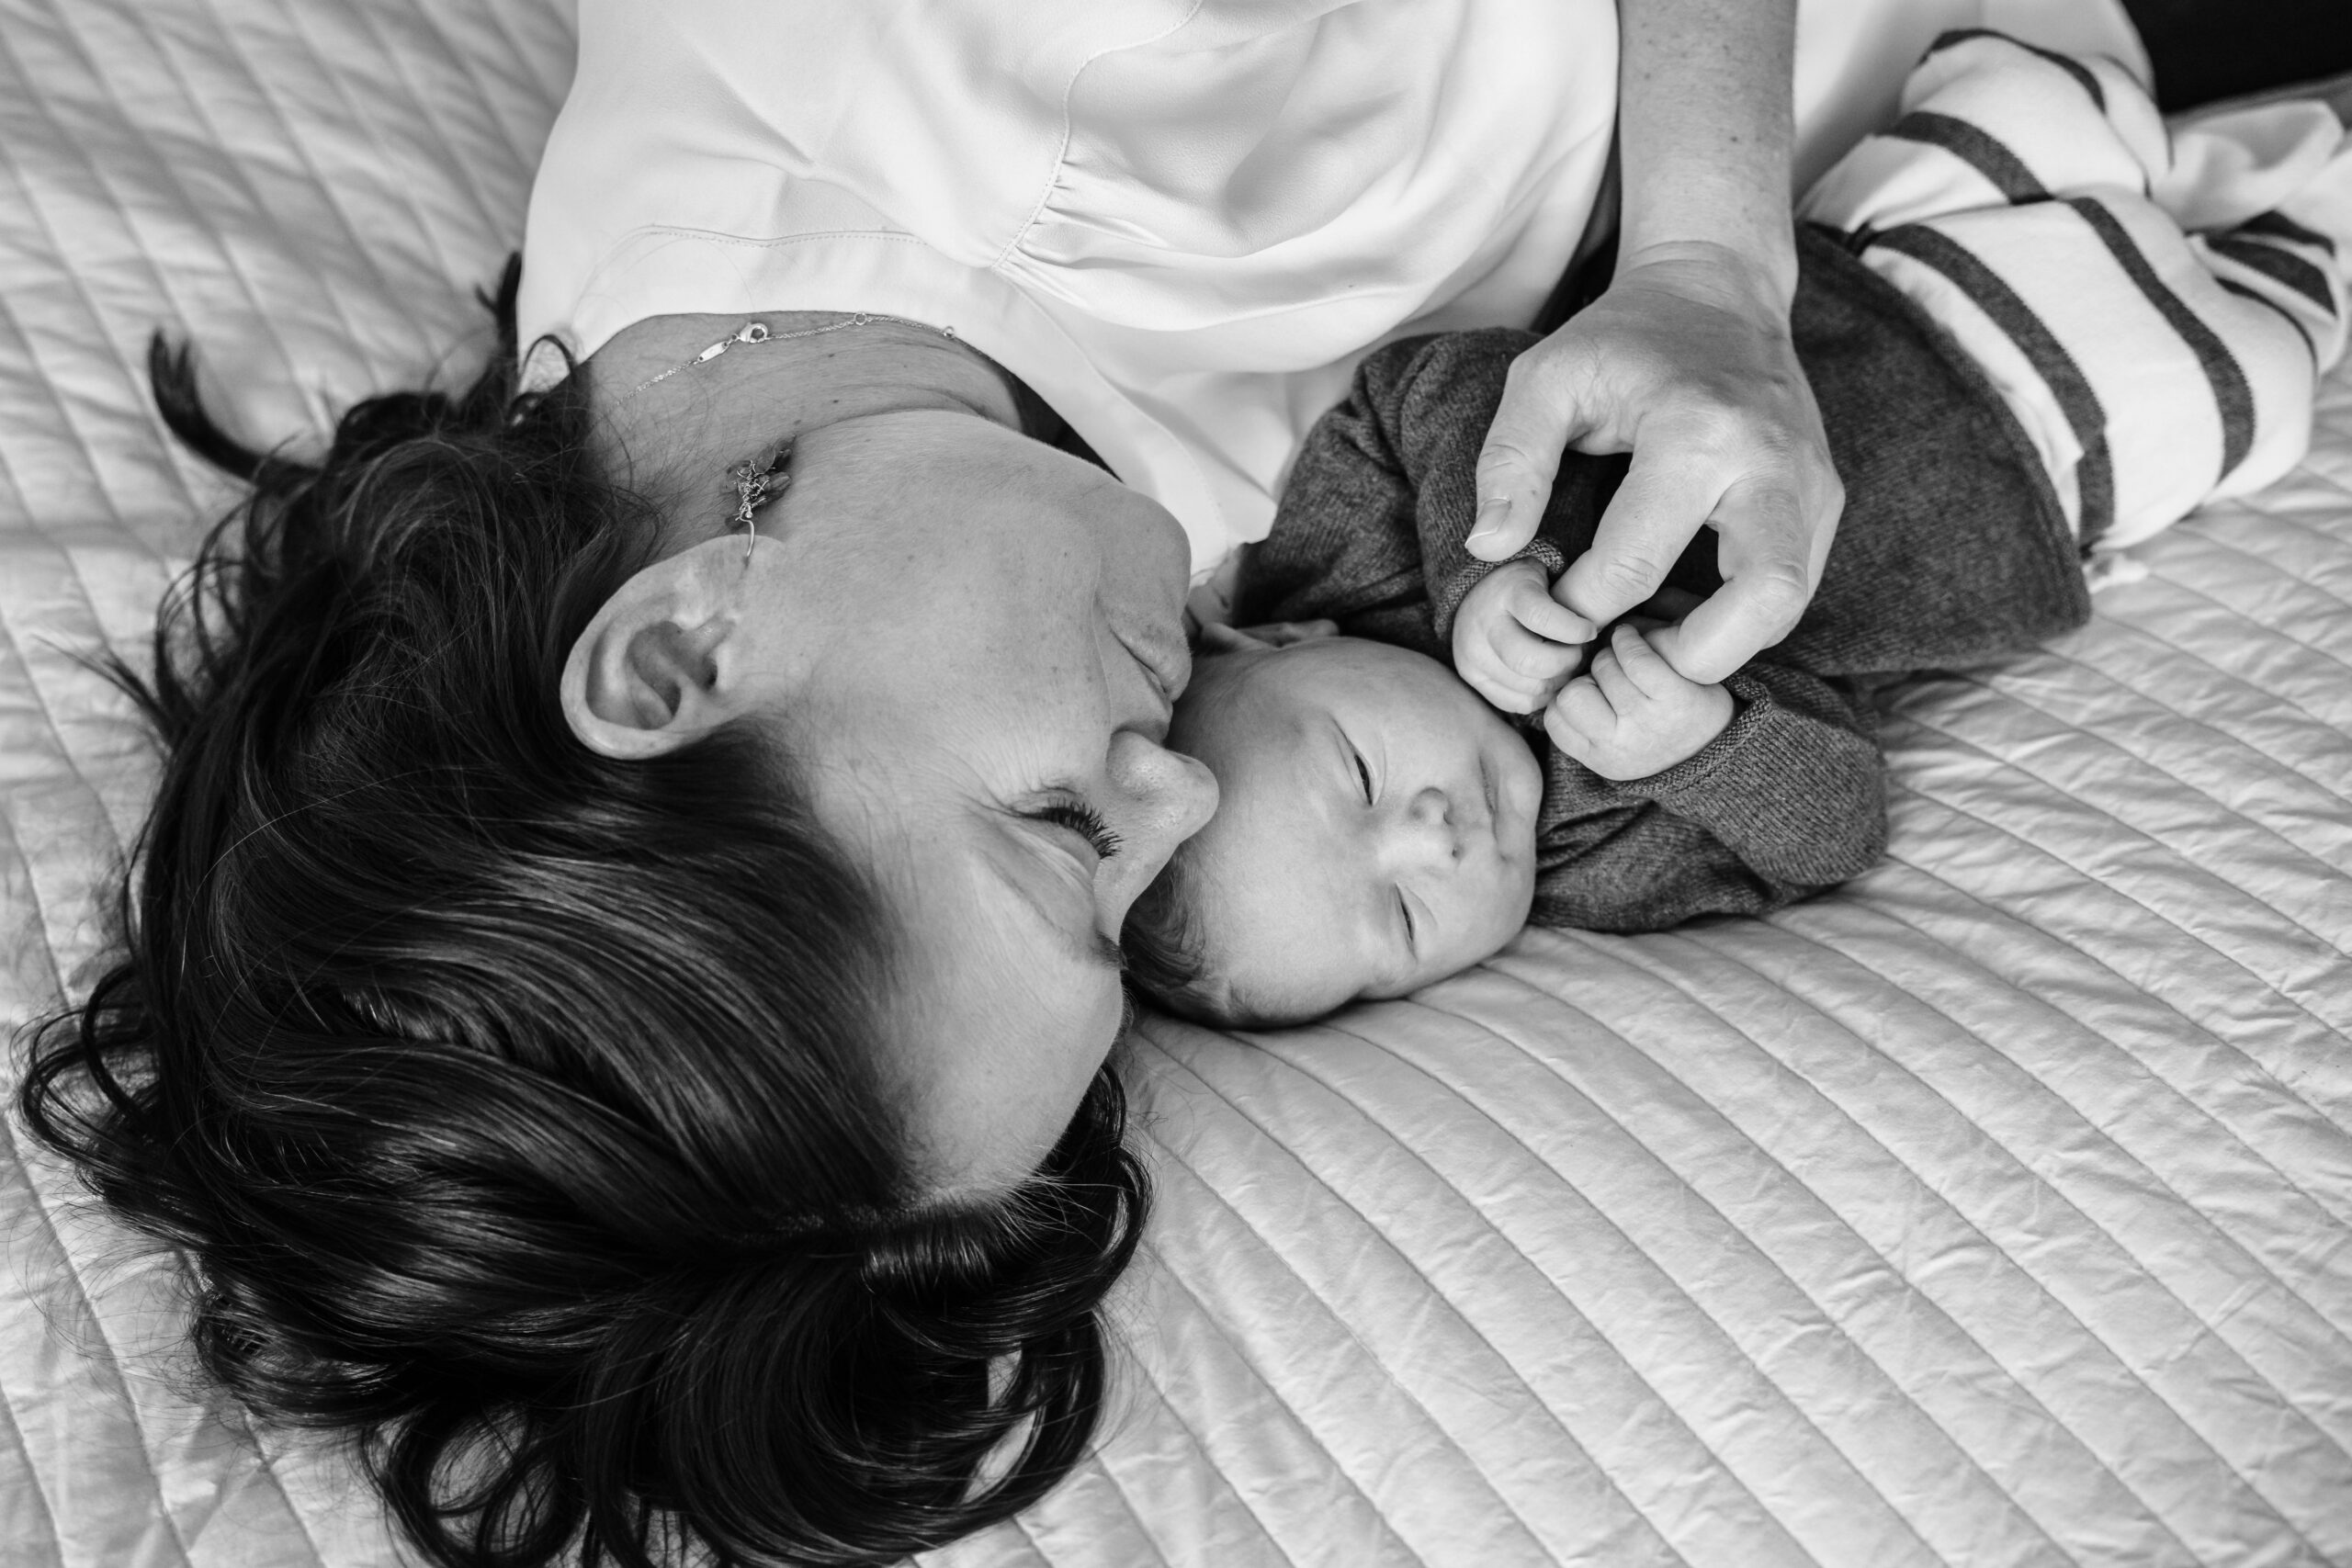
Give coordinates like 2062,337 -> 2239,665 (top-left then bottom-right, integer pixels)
1103,728 -> 1219,872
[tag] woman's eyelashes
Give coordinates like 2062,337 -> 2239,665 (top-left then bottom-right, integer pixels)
1030,799 -> 1123,859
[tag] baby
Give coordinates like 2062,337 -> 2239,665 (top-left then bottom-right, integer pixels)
1125,33 -> 2352,1027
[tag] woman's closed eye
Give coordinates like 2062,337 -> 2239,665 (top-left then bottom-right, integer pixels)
1395,888 -> 1417,950
1028,799 -> 1122,859
1352,748 -> 1374,805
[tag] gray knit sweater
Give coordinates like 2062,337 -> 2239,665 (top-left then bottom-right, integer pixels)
1235,227 -> 2091,931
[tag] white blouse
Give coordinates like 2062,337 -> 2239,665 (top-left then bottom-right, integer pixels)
519,0 -> 2142,575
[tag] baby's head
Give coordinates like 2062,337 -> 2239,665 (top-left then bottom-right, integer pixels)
1125,626 -> 1544,1027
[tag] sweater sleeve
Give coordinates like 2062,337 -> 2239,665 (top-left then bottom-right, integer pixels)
1530,661 -> 1887,931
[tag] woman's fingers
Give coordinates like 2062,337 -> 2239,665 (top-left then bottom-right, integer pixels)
1468,349 -> 1592,561
1654,465 -> 1834,684
1485,248 -> 1843,688
1551,434 -> 1727,628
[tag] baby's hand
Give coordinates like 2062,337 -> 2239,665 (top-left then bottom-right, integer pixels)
1545,623 -> 1735,781
1453,560 -> 1597,714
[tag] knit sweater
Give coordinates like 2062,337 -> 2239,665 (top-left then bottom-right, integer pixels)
1234,226 -> 2091,931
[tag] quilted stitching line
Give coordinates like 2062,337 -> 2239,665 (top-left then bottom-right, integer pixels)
2019,622 -> 2352,795
1874,764 -> 2352,1140
1147,1021 -> 1700,1566
1003,1467 -> 1174,1568
340,0 -> 531,243
1532,926 -> 2283,1566
1735,886 -> 2352,1354
451,0 -> 575,142
297,0 -> 507,281
1658,914 -> 2352,1551
1129,1040 -> 1567,1568
0,1310 -> 68,1568
1112,1142 -> 1406,1568
155,0 -> 399,356
0,1119 -> 200,1567
1852,838 -> 2352,1229
11,6 -> 299,447
0,46 -> 155,533
1347,972 -> 1951,1566
1889,705 -> 2352,1044
1469,942 -> 2108,1568
248,1426 -> 345,1568
2166,519 -> 2352,621
1927,662 -> 2352,956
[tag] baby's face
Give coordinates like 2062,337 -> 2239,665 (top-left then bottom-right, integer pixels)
1172,636 -> 1544,1021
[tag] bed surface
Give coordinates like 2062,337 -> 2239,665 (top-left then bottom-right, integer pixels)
3,2 -> 2348,1565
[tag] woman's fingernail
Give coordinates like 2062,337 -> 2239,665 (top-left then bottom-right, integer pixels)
1467,499 -> 1509,546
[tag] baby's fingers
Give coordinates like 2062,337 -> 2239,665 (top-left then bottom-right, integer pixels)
1603,623 -> 1683,699
1489,616 -> 1583,682
1507,578 -> 1596,647
1586,637 -> 1645,712
1544,674 -> 1616,758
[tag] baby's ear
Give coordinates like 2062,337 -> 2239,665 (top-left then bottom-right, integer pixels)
1209,617 -> 1338,652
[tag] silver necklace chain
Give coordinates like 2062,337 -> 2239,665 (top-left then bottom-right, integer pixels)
627,310 -> 961,563
628,311 -> 958,396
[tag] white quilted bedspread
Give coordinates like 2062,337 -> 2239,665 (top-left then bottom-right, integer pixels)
2,3 -> 2347,1566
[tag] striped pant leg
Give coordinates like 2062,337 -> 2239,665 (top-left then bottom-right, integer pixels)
1801,31 -> 2346,548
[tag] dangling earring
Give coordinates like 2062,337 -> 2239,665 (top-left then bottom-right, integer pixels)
725,441 -> 793,566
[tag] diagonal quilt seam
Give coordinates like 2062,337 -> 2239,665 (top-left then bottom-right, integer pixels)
0,1110 -> 200,1567
1916,665 -> 2352,947
1853,842 -> 2352,1227
1506,927 -> 2259,1566
1628,917 -> 2352,1545
0,1325 -> 69,1568
1890,709 -> 2352,1039
1112,1132 -> 1413,1568
1466,944 -> 2125,1568
291,0 -> 506,285
141,0 -> 384,358
1876,770 -> 2350,1133
1128,1040 -> 1577,1568
1147,1016 -> 1712,1566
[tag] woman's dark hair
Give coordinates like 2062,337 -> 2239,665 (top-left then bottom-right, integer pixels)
16,259 -> 1148,1568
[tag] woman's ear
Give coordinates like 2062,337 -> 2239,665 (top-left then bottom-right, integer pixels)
562,549 -> 741,759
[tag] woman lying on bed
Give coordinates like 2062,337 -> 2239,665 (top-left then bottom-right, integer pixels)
17,2 -> 2175,1565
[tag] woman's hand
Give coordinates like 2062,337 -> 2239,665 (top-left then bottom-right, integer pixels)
1468,241 -> 1842,687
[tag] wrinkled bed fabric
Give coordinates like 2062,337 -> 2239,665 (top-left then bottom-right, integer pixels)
2,2 -> 2347,1565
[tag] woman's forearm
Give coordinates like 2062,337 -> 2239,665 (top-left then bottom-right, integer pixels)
1613,0 -> 1800,308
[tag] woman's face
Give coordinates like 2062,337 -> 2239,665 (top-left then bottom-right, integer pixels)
743,411 -> 1216,1193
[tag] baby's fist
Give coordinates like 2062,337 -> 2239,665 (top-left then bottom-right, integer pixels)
1545,624 -> 1734,780
1453,560 -> 1596,714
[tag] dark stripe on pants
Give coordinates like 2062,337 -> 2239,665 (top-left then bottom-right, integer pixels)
1926,28 -> 2109,110
1869,223 -> 2116,544
2240,209 -> 2336,258
2067,197 -> 2255,482
1883,111 -> 2050,205
2209,234 -> 2340,313
2218,277 -> 2317,363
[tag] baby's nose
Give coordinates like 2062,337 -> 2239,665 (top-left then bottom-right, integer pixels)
1396,787 -> 1461,866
